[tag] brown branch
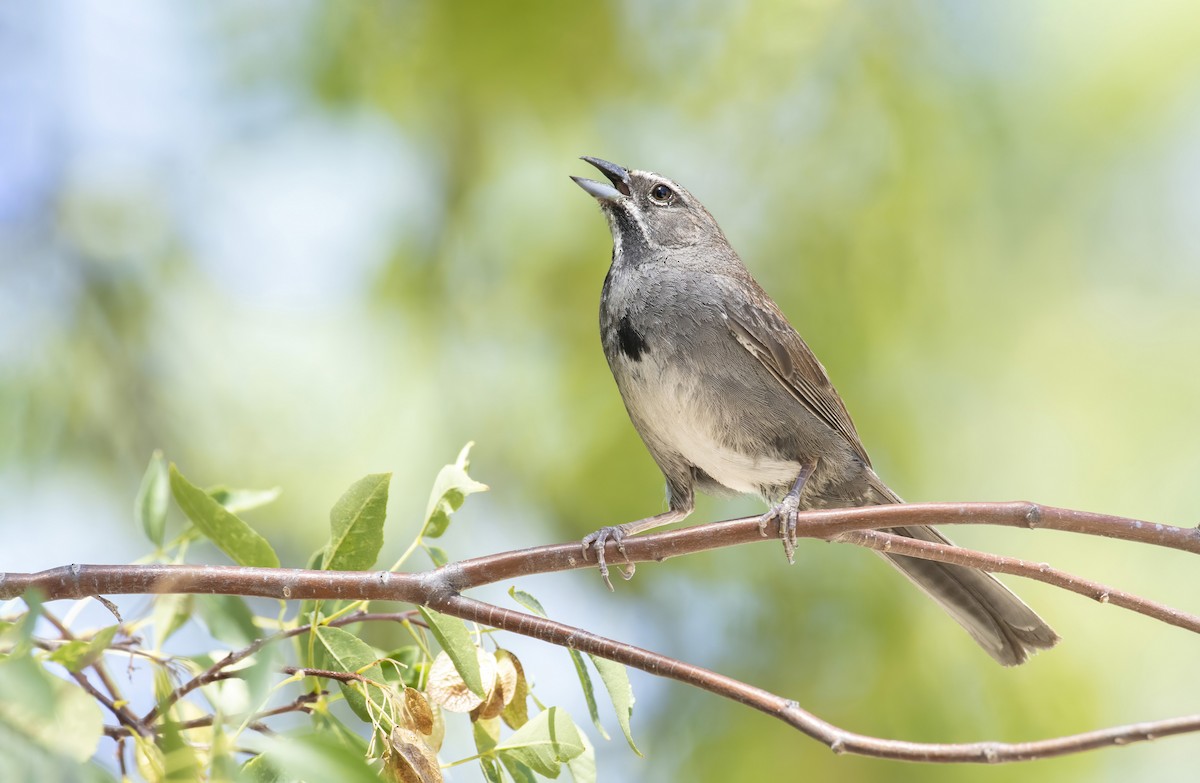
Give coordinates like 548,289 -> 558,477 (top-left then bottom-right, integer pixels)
443,501 -> 1200,590
435,593 -> 1200,762
34,604 -> 150,738
5,501 -> 1200,763
7,502 -> 1193,603
837,529 -> 1200,634
69,668 -> 150,738
104,693 -> 321,739
142,610 -> 420,724
280,666 -> 371,683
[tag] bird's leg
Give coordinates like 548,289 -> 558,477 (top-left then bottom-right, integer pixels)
582,507 -> 690,591
759,462 -> 816,564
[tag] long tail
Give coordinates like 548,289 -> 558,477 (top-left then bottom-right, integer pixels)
865,473 -> 1059,666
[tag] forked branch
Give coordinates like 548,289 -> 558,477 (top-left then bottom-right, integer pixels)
3,501 -> 1199,763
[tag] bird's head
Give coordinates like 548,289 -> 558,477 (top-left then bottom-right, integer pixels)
572,157 -> 725,255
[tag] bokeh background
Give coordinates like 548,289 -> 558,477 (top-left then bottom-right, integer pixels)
4,1 -> 1200,780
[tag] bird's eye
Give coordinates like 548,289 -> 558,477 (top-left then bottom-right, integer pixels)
649,184 -> 674,204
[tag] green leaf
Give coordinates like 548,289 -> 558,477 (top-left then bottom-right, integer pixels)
311,712 -> 371,756
496,707 -> 585,778
479,756 -> 504,783
324,473 -> 391,572
157,715 -> 200,782
5,593 -> 41,658
47,625 -> 118,673
209,723 -> 239,782
567,649 -> 606,741
565,728 -> 597,783
254,732 -> 382,783
421,443 -> 488,538
169,464 -> 279,568
586,654 -> 639,755
0,656 -> 103,763
45,640 -> 88,669
151,594 -> 194,648
507,588 -> 547,617
417,607 -> 484,697
424,545 -> 449,567
135,450 -> 169,547
195,594 -> 260,647
239,754 -> 280,783
207,486 -> 282,515
312,626 -> 390,724
509,589 -> 606,739
498,756 -> 538,783
473,715 -> 500,754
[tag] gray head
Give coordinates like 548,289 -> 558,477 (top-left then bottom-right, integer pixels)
571,157 -> 727,255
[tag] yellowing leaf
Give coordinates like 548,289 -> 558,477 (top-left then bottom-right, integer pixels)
426,650 -> 496,713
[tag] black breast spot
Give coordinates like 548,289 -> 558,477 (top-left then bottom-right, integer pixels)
617,314 -> 648,361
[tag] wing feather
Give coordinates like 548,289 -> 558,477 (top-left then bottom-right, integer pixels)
724,295 -> 871,467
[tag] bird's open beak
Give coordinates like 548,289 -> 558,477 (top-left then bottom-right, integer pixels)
571,156 -> 631,200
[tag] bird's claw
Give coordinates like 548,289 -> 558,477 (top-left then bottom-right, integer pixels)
760,496 -> 801,565
582,525 -> 635,590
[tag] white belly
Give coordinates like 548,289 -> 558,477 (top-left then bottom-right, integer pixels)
620,362 -> 802,495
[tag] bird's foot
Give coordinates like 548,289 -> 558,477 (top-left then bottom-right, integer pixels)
581,524 -> 636,590
759,493 -> 803,565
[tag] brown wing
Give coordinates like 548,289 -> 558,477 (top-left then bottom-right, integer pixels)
725,294 -> 872,467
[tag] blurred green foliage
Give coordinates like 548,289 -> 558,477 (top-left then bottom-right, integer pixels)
4,1 -> 1200,780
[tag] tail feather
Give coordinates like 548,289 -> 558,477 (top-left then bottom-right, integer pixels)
865,473 -> 1059,666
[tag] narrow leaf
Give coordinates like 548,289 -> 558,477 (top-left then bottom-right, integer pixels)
587,654 -> 640,755
135,450 -> 169,547
169,464 -> 279,568
509,589 -> 606,739
496,707 -> 585,778
421,443 -> 488,538
417,607 -> 484,697
325,473 -> 391,572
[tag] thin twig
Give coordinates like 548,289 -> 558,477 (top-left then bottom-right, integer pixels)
435,593 -> 1200,763
69,669 -> 151,738
104,693 -> 321,738
36,604 -> 149,737
143,609 -> 418,724
280,666 -> 370,684
836,529 -> 1200,633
